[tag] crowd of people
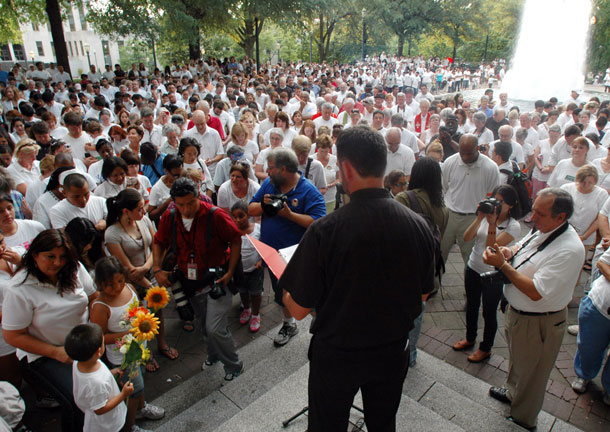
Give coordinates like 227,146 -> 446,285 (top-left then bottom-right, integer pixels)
0,51 -> 608,431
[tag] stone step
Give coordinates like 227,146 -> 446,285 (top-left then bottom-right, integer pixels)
144,316 -> 312,431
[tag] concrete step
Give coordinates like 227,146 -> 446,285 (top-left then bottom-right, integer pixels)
145,316 -> 312,431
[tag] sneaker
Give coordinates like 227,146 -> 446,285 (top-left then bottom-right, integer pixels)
131,426 -> 152,432
201,358 -> 218,370
35,396 -> 60,408
273,322 -> 298,347
135,402 -> 165,420
603,392 -> 610,406
571,377 -> 590,393
239,309 -> 252,325
224,362 -> 244,381
567,325 -> 579,336
249,316 -> 261,333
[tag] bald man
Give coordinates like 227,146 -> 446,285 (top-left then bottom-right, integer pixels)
183,110 -> 225,178
385,127 -> 415,180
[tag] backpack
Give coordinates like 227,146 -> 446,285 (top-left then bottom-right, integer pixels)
406,190 -> 445,283
500,161 -> 532,216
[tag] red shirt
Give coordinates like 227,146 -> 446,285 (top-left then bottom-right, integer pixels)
154,201 -> 241,273
414,112 -> 432,134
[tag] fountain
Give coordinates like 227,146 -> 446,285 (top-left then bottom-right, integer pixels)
501,0 -> 593,101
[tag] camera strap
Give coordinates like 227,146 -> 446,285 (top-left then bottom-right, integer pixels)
511,222 -> 569,272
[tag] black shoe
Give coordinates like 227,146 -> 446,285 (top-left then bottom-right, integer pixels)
489,386 -> 511,404
273,323 -> 298,346
507,416 -> 536,431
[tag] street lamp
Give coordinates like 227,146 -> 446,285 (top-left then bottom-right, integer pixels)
361,8 -> 366,62
84,42 -> 91,69
276,42 -> 281,64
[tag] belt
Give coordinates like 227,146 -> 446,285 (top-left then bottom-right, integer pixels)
450,209 -> 476,216
510,306 -> 564,316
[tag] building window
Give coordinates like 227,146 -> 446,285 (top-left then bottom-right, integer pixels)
50,41 -> 55,57
78,5 -> 87,30
32,23 -> 40,31
102,40 -> 110,57
1,45 -> 12,61
80,41 -> 85,57
36,41 -> 45,57
68,9 -> 76,32
68,41 -> 74,57
12,44 -> 25,61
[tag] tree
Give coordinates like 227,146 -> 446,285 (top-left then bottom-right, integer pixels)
439,0 -> 484,60
0,0 -> 71,74
370,0 -> 442,57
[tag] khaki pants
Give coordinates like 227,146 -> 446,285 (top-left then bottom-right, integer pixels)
505,306 -> 567,428
440,210 -> 476,265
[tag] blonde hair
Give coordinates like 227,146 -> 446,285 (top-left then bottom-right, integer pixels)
426,140 -> 444,159
575,165 -> 598,183
291,135 -> 312,155
230,122 -> 248,141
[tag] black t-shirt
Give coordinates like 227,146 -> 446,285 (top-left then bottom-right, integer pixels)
485,117 -> 509,140
280,188 -> 435,349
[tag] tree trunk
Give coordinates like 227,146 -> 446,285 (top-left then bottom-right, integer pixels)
318,15 -> 326,63
408,37 -> 412,56
45,0 -> 71,76
188,24 -> 201,60
240,19 -> 255,59
397,34 -> 404,57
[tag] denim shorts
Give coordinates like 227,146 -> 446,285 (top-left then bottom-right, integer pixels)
237,268 -> 264,296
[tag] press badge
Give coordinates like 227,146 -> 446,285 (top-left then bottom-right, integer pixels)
187,253 -> 197,280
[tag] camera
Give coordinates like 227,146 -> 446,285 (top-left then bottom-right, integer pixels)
208,267 -> 226,300
262,194 -> 288,217
167,271 -> 195,322
479,268 -> 511,284
478,198 -> 502,215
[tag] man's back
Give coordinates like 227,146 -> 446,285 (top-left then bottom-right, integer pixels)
281,188 -> 435,349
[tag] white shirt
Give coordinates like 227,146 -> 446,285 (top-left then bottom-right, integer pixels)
532,139 -> 554,182
442,153 -> 501,214
49,196 -> 107,229
217,179 -> 260,211
315,153 -> 339,203
298,158 -> 327,190
560,183 -> 608,245
73,361 -> 127,432
148,179 -> 171,207
4,219 -> 44,250
468,218 -> 521,274
386,144 -> 415,176
313,116 -> 338,132
547,160 -> 595,188
488,140 -> 525,166
589,247 -> 610,321
7,161 -> 41,188
1,263 -> 96,362
183,127 -> 225,178
32,191 -> 62,229
62,133 -> 93,162
142,124 -> 163,148
475,128 -> 495,146
226,141 -> 259,165
504,224 -> 585,312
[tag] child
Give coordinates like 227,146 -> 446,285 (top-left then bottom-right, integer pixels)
89,257 -> 164,432
65,323 -> 133,432
230,201 -> 264,332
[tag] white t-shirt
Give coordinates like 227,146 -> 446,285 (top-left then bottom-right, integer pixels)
467,217 -> 522,274
182,127 -> 224,178
560,183 -> 608,245
592,158 -> 610,191
1,263 -> 96,362
589,247 -> 610,321
183,159 -> 214,192
299,158 -> 327,191
0,248 -> 23,356
7,161 -> 41,188
25,177 -> 50,210
148,179 -> 171,208
5,220 -> 45,250
226,141 -> 259,165
313,116 -> 338,132
385,144 -> 415,176
63,133 -> 93,162
315,154 -> 339,203
72,361 -> 127,432
49,196 -> 108,229
241,224 -> 261,273
547,160 -> 595,188
32,191 -> 62,229
217,179 -> 260,211
532,139 -> 554,182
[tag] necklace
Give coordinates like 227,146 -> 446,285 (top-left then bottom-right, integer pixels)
120,219 -> 142,242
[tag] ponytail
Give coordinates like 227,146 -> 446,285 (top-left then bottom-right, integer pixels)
106,188 -> 143,227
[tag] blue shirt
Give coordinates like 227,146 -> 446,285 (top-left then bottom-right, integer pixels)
141,154 -> 166,186
250,174 -> 326,250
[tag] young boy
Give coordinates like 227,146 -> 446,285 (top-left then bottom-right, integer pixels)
231,201 -> 264,333
65,323 -> 133,432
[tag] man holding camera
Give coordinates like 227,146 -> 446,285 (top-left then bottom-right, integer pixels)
484,188 -> 585,430
279,126 -> 436,431
248,148 -> 326,347
152,178 -> 244,381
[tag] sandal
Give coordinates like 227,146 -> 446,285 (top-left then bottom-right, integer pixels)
583,260 -> 592,271
158,345 -> 179,360
183,321 -> 194,332
145,357 -> 159,372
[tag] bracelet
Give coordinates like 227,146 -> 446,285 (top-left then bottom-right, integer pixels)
499,261 -> 509,272
153,268 -> 163,275
488,231 -> 496,235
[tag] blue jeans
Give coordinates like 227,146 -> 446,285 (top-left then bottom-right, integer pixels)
408,302 -> 426,366
24,357 -> 83,432
574,295 -> 610,393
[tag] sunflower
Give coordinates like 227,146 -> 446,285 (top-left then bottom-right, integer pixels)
144,286 -> 170,311
130,311 -> 160,342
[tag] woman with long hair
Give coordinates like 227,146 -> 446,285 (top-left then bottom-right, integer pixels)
217,162 -> 260,214
93,156 -> 128,198
3,229 -> 98,431
454,185 -> 522,362
33,166 -> 72,229
64,218 -> 106,272
228,122 -> 259,165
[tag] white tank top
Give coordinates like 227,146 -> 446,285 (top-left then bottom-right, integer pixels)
91,287 -> 137,365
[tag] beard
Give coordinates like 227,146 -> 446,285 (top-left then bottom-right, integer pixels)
270,173 -> 286,188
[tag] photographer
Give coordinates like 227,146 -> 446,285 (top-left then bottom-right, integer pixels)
152,178 -> 244,381
484,188 -> 585,430
452,185 -> 521,363
248,147 -> 326,347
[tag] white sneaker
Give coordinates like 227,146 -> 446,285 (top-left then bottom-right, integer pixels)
571,377 -> 590,393
567,325 -> 579,336
135,402 -> 165,420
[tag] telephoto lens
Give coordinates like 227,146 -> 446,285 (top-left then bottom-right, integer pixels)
169,275 -> 195,321
208,267 -> 227,299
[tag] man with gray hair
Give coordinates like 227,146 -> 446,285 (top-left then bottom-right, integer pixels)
385,127 -> 415,179
485,188 -> 585,430
488,125 -> 525,169
249,148 -> 326,347
259,104 -> 278,136
314,102 -> 337,132
141,107 -> 162,148
337,98 -> 355,126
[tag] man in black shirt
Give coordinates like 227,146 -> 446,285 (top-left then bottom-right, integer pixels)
280,126 -> 436,432
485,108 -> 510,140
